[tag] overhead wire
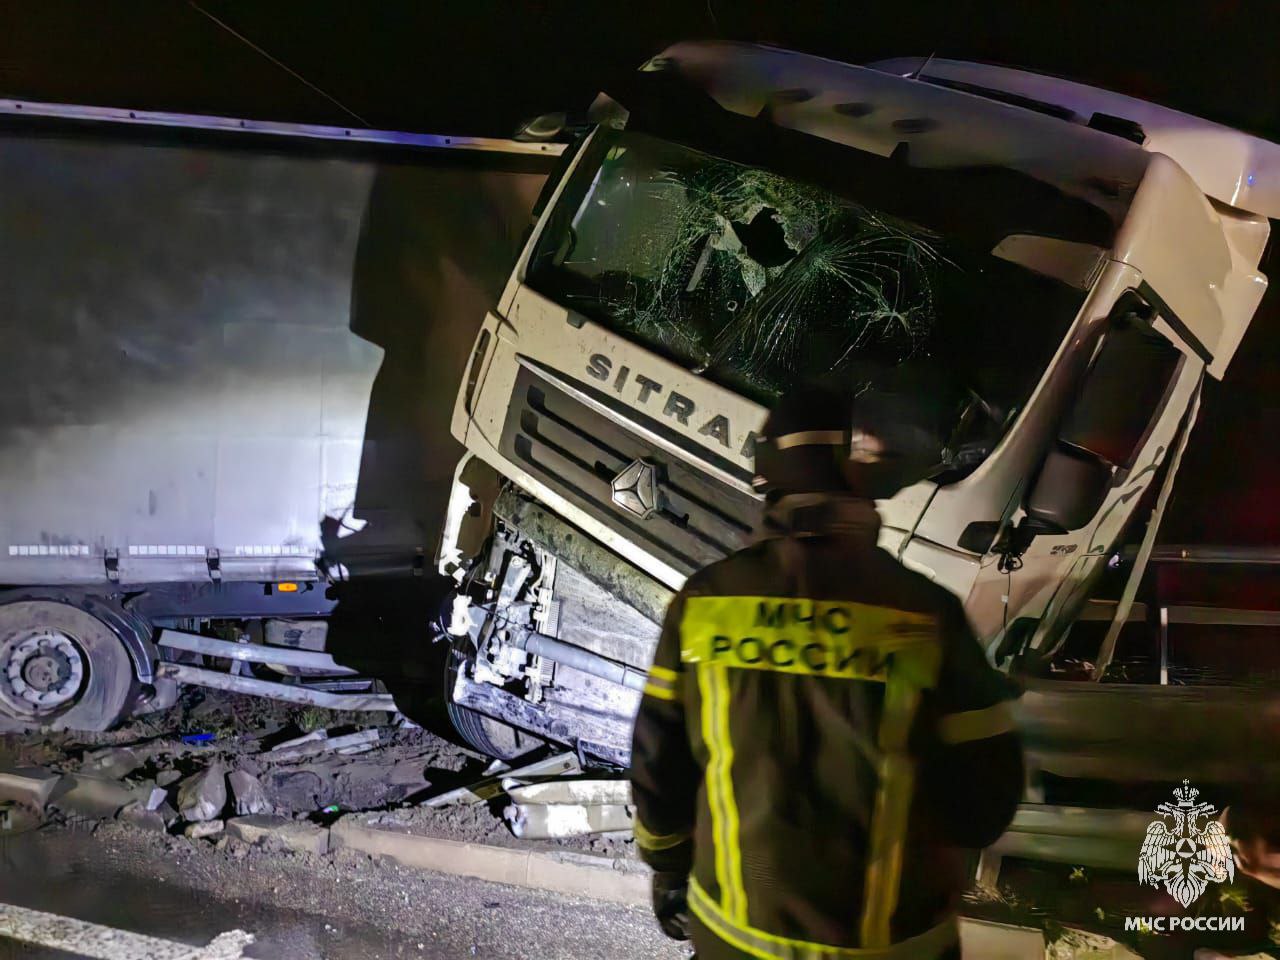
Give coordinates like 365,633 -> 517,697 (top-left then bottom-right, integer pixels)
187,1 -> 371,127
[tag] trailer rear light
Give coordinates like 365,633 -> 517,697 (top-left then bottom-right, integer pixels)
276,582 -> 299,592
464,329 -> 492,415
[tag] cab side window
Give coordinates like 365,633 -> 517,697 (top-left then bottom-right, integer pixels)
1059,307 -> 1185,476
1026,296 -> 1186,532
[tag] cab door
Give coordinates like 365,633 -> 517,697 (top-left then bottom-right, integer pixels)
969,291 -> 1200,656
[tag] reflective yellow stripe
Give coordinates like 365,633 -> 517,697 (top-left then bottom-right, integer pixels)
648,664 -> 680,683
938,700 -> 1016,743
773,429 -> 847,450
861,755 -> 915,947
700,664 -> 740,914
643,680 -> 678,701
681,596 -> 937,682
712,664 -> 748,922
633,816 -> 689,852
860,644 -> 938,948
689,878 -> 957,960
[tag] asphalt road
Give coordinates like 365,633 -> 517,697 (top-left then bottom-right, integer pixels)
0,822 -> 687,960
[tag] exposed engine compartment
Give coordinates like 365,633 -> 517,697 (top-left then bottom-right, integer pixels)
446,484 -> 666,766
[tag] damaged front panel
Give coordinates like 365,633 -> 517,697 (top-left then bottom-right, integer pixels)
448,487 -> 663,765
448,93 -> 1108,767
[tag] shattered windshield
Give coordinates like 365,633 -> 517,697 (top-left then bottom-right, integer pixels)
528,130 -> 1085,425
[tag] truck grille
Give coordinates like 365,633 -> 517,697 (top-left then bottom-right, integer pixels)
500,362 -> 761,575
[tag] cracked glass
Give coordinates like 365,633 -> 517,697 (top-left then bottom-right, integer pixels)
529,131 -> 1086,465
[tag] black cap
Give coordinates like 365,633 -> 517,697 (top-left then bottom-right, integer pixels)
755,363 -> 957,499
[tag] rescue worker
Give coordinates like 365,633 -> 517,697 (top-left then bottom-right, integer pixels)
630,377 -> 1024,959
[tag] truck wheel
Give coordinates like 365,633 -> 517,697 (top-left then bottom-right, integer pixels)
443,633 -> 538,761
0,601 -> 134,733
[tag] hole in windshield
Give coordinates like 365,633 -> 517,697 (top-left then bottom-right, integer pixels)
528,131 -> 1086,473
544,136 -> 943,398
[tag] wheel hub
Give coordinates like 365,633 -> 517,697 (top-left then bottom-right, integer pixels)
0,629 -> 86,715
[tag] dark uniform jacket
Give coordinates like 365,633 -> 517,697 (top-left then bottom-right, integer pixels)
630,495 -> 1023,960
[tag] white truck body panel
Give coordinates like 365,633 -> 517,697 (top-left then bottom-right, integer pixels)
870,57 -> 1280,219
440,42 -> 1275,763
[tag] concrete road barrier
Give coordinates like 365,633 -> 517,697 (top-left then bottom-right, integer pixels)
328,817 -> 1137,958
225,815 -> 330,856
0,767 -> 64,809
330,817 -> 649,905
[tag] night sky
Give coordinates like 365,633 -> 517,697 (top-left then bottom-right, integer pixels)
2,1 -> 1277,141
2,0 -> 1278,545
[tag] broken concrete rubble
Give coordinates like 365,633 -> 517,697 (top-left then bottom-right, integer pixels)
424,752 -> 581,807
263,729 -> 380,762
141,786 -> 169,812
82,746 -> 143,780
504,778 -> 632,806
225,815 -> 329,856
50,773 -> 136,820
0,766 -> 64,810
505,802 -> 635,839
228,770 -> 272,816
270,730 -> 327,753
176,763 -> 227,822
185,819 -> 225,840
0,799 -> 42,834
2,692 -> 477,839
118,801 -> 168,833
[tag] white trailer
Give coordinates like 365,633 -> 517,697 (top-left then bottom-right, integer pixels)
0,100 -> 554,731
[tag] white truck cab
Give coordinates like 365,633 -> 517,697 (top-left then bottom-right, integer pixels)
439,42 -> 1277,763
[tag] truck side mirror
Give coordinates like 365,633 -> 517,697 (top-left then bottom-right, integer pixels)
1024,302 -> 1184,534
1024,445 -> 1113,533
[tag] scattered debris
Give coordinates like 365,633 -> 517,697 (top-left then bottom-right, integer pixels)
501,778 -> 635,839
177,763 -> 227,822
1,691 -> 623,870
505,802 -> 634,839
424,752 -> 581,808
185,819 -> 225,840
82,746 -> 144,780
262,729 -> 380,762
225,815 -> 330,856
139,785 -> 169,812
422,756 -> 634,841
228,770 -> 271,816
0,766 -> 64,810
504,778 -> 631,806
269,730 -> 327,753
154,800 -> 178,822
50,774 -> 136,820
0,798 -> 42,834
118,801 -> 169,833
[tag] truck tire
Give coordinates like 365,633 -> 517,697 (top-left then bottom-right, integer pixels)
0,600 -> 134,733
443,632 -> 538,761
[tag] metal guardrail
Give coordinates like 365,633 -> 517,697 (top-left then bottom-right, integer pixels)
990,803 -> 1150,873
1079,596 -> 1280,685
1150,544 -> 1280,565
